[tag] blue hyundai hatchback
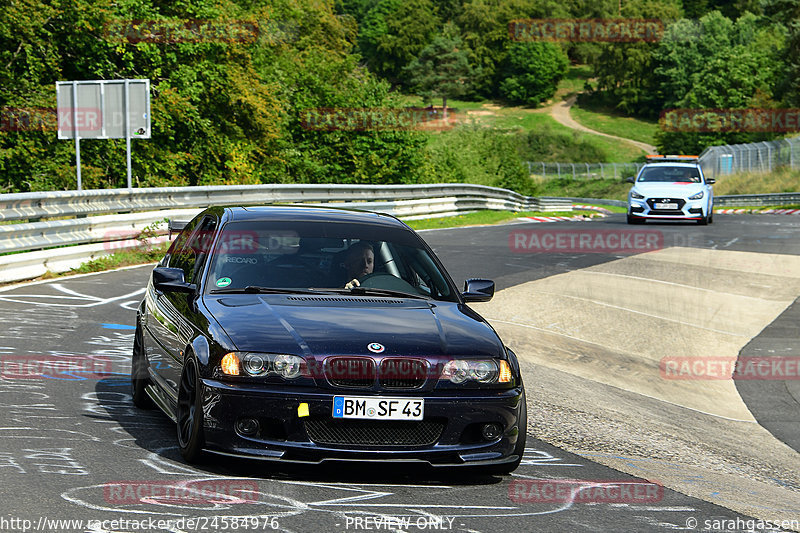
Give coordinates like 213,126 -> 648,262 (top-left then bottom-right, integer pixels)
132,205 -> 527,474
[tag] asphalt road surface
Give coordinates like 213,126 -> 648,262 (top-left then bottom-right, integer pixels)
0,213 -> 798,533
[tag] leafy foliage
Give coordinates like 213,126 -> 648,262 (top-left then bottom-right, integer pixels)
653,11 -> 787,153
403,26 -> 473,111
498,42 -> 568,105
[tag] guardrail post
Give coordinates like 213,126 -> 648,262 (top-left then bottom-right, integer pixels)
557,163 -> 561,178
613,163 -> 617,179
571,163 -> 575,179
542,162 -> 545,178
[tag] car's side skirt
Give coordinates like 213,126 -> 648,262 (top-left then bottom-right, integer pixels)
145,382 -> 178,423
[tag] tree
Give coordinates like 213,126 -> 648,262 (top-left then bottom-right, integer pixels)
589,0 -> 683,116
763,0 -> 800,106
497,42 -> 568,106
652,11 -> 787,153
403,28 -> 473,118
0,0 -> 428,191
358,0 -> 441,85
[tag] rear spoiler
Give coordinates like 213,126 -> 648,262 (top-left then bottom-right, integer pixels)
168,219 -> 190,238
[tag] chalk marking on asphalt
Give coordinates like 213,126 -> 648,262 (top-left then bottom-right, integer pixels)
0,284 -> 145,308
529,290 -> 749,337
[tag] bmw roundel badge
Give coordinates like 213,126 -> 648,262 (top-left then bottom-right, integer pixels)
367,342 -> 385,353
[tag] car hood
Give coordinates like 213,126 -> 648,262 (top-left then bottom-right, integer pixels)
203,294 -> 505,358
631,182 -> 706,197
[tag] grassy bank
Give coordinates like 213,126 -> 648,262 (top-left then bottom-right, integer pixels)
711,168 -> 800,196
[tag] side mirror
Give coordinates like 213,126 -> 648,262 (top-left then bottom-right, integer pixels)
706,178 -> 715,184
153,267 -> 196,294
462,278 -> 495,303
625,177 -> 635,183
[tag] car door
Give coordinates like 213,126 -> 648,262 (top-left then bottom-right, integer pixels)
150,215 -> 217,396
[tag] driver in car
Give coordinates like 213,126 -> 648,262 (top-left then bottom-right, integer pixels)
343,241 -> 374,289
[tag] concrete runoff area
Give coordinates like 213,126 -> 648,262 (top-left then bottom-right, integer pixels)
473,246 -> 800,525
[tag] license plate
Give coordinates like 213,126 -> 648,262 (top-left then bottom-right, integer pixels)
332,396 -> 424,421
654,202 -> 678,210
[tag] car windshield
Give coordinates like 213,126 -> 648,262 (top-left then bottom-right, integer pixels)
204,219 -> 457,301
637,166 -> 701,183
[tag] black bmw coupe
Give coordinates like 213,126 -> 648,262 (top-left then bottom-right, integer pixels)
132,205 -> 527,473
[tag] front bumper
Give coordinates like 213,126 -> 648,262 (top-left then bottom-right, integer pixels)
200,378 -> 525,467
628,197 -> 709,220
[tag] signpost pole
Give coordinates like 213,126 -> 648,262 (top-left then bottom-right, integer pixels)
124,79 -> 132,189
72,81 -> 82,191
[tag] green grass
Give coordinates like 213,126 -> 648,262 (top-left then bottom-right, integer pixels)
711,167 -> 800,195
570,103 -> 658,146
575,203 -> 627,213
404,210 -> 597,230
34,243 -> 168,281
503,112 -> 648,162
557,65 -> 594,97
529,176 -> 632,202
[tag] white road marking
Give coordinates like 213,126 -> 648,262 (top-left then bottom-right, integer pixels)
0,285 -> 145,308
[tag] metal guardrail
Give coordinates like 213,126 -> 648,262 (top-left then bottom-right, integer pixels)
0,184 -> 572,283
0,182 -> 796,285
714,192 -> 800,207
565,194 -> 800,208
0,183 -> 558,222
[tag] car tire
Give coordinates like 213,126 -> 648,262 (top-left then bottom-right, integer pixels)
708,209 -> 714,224
131,321 -> 154,410
697,213 -> 709,225
627,214 -> 643,225
177,356 -> 206,463
470,387 -> 527,476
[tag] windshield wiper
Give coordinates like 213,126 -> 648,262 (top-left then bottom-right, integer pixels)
210,286 -> 321,295
345,287 -> 428,299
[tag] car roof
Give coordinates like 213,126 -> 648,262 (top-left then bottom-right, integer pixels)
641,162 -> 700,168
223,205 -> 409,228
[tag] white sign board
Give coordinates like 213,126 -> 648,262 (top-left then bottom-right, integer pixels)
56,79 -> 150,139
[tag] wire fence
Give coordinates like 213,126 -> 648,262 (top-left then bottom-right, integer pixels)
697,137 -> 800,180
525,136 -> 800,180
524,162 -> 644,180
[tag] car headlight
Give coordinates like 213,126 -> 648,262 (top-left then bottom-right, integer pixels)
630,191 -> 645,199
688,191 -> 704,200
440,359 -> 512,384
220,352 -> 305,380
274,354 -> 303,379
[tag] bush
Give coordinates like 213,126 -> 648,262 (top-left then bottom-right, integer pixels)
497,42 -> 569,106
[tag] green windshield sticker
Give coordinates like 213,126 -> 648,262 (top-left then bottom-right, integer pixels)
216,277 -> 232,288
